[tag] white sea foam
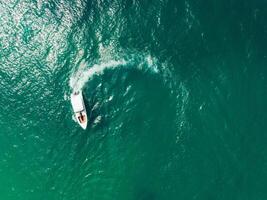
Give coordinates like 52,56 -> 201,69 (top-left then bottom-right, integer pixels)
69,54 -> 160,92
70,59 -> 127,92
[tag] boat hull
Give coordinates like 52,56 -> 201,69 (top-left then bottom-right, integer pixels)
71,91 -> 88,130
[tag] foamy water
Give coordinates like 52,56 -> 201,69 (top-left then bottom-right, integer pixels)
69,60 -> 127,92
69,54 -> 161,93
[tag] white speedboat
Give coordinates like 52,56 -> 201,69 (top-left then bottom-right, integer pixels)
70,91 -> 88,130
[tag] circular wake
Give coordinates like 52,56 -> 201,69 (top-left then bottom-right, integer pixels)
69,54 -> 160,92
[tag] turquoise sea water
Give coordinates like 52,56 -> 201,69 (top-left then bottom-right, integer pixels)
1,0 -> 267,199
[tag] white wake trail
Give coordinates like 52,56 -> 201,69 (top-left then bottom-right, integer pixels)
69,60 -> 127,92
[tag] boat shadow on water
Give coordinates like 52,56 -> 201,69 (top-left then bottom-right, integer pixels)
83,92 -> 107,131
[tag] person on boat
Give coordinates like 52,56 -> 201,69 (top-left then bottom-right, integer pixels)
78,112 -> 85,123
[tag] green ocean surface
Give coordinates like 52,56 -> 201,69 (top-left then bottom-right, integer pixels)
1,0 -> 267,199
